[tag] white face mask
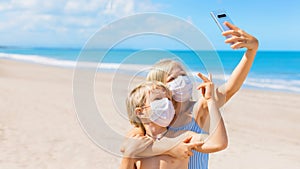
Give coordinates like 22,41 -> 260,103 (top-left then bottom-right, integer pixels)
149,98 -> 175,127
167,75 -> 193,102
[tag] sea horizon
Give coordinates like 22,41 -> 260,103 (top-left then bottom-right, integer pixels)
1,47 -> 299,93
1,45 -> 300,52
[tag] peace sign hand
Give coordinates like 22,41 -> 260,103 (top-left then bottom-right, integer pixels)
196,73 -> 215,101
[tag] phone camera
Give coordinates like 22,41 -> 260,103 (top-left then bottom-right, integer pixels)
217,14 -> 226,18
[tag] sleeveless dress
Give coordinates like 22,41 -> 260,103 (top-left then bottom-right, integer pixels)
168,118 -> 208,169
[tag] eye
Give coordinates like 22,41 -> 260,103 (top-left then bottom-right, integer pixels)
180,71 -> 187,76
167,77 -> 175,83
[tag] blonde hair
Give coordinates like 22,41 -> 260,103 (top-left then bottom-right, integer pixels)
146,59 -> 187,83
126,81 -> 172,129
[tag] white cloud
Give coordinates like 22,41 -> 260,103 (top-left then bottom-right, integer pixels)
136,0 -> 164,12
0,0 -> 65,13
64,0 -> 108,14
103,0 -> 135,17
0,0 -> 163,47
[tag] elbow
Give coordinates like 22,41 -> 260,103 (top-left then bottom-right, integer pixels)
211,136 -> 228,152
200,136 -> 228,153
218,133 -> 228,151
219,134 -> 229,151
211,140 -> 228,152
217,139 -> 228,151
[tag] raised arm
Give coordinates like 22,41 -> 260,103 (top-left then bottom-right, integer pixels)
193,73 -> 228,153
215,22 -> 259,107
196,23 -> 258,131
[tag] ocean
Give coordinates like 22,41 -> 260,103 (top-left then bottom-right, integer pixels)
0,47 -> 299,93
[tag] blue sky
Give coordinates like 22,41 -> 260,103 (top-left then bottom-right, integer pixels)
0,0 -> 299,50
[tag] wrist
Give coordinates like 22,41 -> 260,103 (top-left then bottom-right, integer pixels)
247,39 -> 259,51
247,47 -> 258,53
206,97 -> 216,104
245,48 -> 258,59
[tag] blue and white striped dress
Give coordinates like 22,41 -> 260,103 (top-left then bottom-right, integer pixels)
168,118 -> 208,169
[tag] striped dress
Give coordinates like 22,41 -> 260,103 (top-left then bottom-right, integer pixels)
168,118 -> 208,169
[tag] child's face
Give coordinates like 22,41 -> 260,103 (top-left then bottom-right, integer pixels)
142,88 -> 170,115
139,88 -> 174,126
166,64 -> 187,83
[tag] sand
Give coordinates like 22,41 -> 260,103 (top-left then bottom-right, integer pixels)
0,59 -> 299,169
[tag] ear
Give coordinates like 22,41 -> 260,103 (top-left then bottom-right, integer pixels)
135,107 -> 143,117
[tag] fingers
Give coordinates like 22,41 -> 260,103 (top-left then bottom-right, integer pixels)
196,73 -> 213,90
186,150 -> 193,157
225,36 -> 246,44
184,146 -> 194,158
208,73 -> 212,81
230,42 -> 246,49
222,30 -> 241,37
197,73 -> 213,82
183,136 -> 193,143
188,141 -> 204,149
223,21 -> 238,30
221,24 -> 258,50
223,30 -> 249,49
197,72 -> 210,82
194,140 -> 205,147
196,83 -> 209,90
197,83 -> 210,99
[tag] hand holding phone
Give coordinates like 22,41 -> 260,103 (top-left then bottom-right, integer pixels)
211,10 -> 259,50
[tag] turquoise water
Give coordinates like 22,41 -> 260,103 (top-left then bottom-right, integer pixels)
0,47 -> 299,93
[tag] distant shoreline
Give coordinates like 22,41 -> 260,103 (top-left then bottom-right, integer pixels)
1,49 -> 300,93
1,58 -> 299,95
0,45 -> 300,52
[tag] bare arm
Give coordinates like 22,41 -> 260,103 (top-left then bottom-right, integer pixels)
194,99 -> 227,153
194,74 -> 228,153
122,130 -> 203,158
196,23 -> 259,131
216,22 -> 259,107
121,127 -> 153,158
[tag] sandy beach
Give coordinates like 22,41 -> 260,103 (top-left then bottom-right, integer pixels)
0,59 -> 299,169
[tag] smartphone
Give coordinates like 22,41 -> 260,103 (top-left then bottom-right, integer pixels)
210,10 -> 233,37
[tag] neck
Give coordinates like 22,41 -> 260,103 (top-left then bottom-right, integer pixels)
169,100 -> 192,126
143,122 -> 167,139
174,100 -> 191,116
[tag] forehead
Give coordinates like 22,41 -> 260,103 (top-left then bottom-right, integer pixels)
146,87 -> 169,102
168,64 -> 186,76
171,63 -> 184,71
